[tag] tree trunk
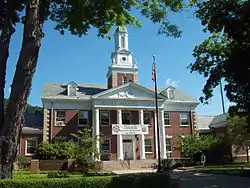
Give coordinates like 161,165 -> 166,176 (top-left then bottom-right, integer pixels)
0,0 -> 44,179
0,3 -> 15,130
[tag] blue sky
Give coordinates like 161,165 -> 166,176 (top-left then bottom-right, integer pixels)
4,8 -> 230,115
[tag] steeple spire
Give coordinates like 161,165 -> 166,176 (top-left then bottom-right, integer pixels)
115,26 -> 129,51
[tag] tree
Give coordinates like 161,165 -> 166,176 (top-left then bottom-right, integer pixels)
227,115 -> 250,163
179,134 -> 221,163
0,0 -> 196,179
188,0 -> 250,115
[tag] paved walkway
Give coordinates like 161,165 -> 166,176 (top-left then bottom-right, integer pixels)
173,171 -> 250,188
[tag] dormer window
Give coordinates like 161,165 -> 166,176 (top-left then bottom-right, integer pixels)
67,81 -> 77,96
168,89 -> 174,99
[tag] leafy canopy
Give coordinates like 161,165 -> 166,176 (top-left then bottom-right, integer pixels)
188,0 -> 250,112
1,0 -> 198,39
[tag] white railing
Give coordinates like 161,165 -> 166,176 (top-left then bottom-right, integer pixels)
112,124 -> 149,135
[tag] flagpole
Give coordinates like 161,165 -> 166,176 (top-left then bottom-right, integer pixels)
152,55 -> 162,172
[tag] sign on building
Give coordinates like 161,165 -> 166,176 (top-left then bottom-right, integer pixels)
112,124 -> 149,135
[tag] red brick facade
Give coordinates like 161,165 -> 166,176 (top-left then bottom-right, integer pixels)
42,108 -> 195,160
19,134 -> 42,159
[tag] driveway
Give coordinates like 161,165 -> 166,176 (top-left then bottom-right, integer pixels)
173,171 -> 250,188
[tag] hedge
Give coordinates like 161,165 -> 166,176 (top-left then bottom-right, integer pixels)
0,173 -> 170,188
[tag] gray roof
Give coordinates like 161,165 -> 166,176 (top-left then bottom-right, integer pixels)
22,113 -> 43,134
196,113 -> 229,131
196,115 -> 215,130
41,82 -> 198,102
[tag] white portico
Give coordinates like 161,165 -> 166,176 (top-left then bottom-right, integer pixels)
91,82 -> 167,160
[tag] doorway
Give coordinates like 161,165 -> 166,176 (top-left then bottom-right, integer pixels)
123,139 -> 134,160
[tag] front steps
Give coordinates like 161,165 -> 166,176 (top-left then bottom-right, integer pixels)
102,159 -> 158,171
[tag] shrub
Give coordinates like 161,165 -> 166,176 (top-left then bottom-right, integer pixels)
0,173 -> 170,188
34,141 -> 76,160
15,155 -> 30,169
47,171 -> 70,178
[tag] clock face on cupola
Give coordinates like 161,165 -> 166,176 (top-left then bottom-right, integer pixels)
120,56 -> 127,64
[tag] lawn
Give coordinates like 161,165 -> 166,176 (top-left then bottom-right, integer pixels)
12,170 -> 82,179
193,163 -> 250,177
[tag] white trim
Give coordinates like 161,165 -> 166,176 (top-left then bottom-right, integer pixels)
25,137 -> 38,156
180,125 -> 190,127
55,110 -> 66,126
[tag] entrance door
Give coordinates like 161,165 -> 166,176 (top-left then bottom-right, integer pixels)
123,139 -> 134,160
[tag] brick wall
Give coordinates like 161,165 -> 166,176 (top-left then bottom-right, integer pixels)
165,112 -> 194,158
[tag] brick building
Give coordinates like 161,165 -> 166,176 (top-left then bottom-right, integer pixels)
24,26 -> 199,161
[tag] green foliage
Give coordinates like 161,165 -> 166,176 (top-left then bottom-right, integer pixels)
188,0 -> 250,113
71,129 -> 101,172
34,141 -> 76,160
47,171 -> 70,178
15,155 -> 30,169
4,99 -> 43,115
179,134 -> 221,158
0,173 -> 170,188
228,115 -> 250,150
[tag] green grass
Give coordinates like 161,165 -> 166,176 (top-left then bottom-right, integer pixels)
12,170 -> 85,179
192,164 -> 250,177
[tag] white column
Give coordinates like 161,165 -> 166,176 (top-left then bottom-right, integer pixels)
154,111 -> 158,159
117,109 -> 123,160
160,109 -> 167,159
139,109 -> 146,159
94,108 -> 100,160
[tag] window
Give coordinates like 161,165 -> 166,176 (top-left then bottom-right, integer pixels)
165,137 -> 172,152
145,138 -> 152,153
25,137 -> 37,155
164,112 -> 170,125
143,112 -> 151,125
180,112 -> 189,125
123,76 -> 128,84
78,110 -> 88,126
55,110 -> 66,126
122,111 -> 131,124
101,138 -> 110,155
121,35 -> 125,48
100,111 -> 110,125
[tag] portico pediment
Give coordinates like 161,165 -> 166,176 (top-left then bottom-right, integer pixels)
92,82 -> 165,100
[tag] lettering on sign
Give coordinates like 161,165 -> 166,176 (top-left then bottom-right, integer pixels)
112,124 -> 149,135
95,100 -> 159,107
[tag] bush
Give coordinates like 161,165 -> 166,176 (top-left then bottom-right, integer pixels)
47,171 -> 70,178
34,141 -> 76,160
15,155 -> 30,169
0,173 -> 170,188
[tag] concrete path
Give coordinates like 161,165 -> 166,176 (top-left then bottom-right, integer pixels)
173,171 -> 250,188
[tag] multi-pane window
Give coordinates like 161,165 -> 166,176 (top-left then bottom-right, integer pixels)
165,137 -> 172,152
78,110 -> 88,126
143,112 -> 151,125
25,138 -> 37,155
100,111 -> 110,125
145,138 -> 152,152
180,112 -> 189,125
55,110 -> 65,126
164,112 -> 170,125
122,111 -> 131,124
101,138 -> 110,155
